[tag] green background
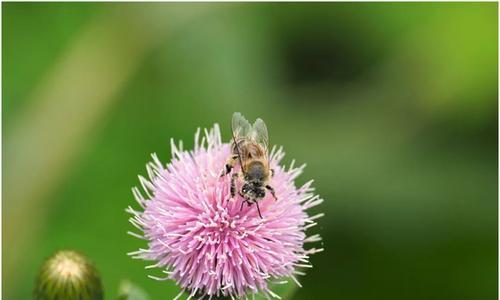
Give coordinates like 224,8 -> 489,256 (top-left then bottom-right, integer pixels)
3,3 -> 497,300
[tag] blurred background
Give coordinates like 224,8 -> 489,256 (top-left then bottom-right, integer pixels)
3,3 -> 498,300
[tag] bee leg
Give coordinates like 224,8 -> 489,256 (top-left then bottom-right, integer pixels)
255,201 -> 263,219
230,173 -> 238,199
266,185 -> 277,201
239,197 -> 249,212
220,163 -> 232,177
271,169 -> 275,178
220,155 -> 238,177
221,164 -> 232,177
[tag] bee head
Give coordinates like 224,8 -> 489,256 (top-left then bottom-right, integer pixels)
255,188 -> 266,199
241,183 -> 266,199
241,183 -> 250,194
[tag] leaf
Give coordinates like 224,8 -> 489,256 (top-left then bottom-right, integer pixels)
117,280 -> 150,300
254,277 -> 300,300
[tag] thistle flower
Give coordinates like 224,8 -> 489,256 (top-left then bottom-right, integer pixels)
34,250 -> 104,300
128,125 -> 323,299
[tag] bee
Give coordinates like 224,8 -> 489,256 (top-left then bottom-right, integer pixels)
221,112 -> 277,218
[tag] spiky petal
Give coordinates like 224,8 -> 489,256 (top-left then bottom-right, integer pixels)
128,125 -> 323,299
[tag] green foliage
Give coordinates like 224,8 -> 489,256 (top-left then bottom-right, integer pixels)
4,3 -> 497,300
116,281 -> 150,300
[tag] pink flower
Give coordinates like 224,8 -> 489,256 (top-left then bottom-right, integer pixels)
127,125 -> 323,299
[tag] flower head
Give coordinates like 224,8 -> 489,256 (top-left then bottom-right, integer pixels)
128,125 -> 323,299
34,250 -> 104,300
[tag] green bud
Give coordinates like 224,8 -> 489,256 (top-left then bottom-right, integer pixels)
34,250 -> 104,300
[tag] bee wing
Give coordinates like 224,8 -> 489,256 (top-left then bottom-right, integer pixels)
231,112 -> 252,140
251,118 -> 269,152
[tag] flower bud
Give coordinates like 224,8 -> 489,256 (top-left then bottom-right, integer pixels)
34,250 -> 104,300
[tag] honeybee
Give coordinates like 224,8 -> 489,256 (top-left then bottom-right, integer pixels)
221,112 -> 277,218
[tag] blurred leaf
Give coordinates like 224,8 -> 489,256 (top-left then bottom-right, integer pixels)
117,280 -> 150,300
254,278 -> 299,300
4,3 -> 496,300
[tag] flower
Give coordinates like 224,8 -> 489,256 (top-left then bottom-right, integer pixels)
34,250 -> 104,300
128,125 -> 323,299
